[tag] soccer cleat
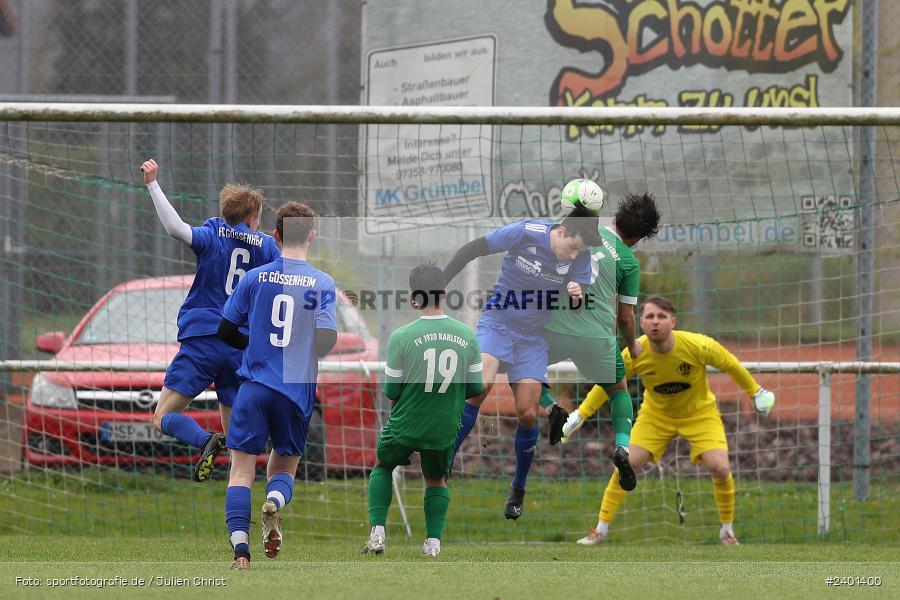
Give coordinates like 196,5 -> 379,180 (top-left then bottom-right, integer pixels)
547,403 -> 568,446
576,528 -> 608,545
504,485 -> 526,520
362,527 -> 385,555
613,445 -> 637,492
230,556 -> 250,570
193,432 -> 226,482
720,530 -> 740,546
422,538 -> 441,557
561,410 -> 584,440
261,499 -> 282,558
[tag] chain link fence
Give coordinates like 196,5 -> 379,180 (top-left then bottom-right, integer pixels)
0,0 -> 361,103
0,0 -> 898,352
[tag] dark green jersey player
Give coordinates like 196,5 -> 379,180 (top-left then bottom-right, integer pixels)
363,263 -> 483,558
541,192 -> 660,492
382,318 -> 484,450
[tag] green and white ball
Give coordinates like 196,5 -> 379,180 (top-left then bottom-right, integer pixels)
560,178 -> 604,215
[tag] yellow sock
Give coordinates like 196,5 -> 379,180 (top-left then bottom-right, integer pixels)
598,469 -> 629,523
579,385 -> 610,419
712,473 -> 735,525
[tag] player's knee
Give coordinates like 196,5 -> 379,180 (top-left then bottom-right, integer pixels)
709,464 -> 731,480
628,447 -> 651,470
517,408 -> 537,427
229,455 -> 257,485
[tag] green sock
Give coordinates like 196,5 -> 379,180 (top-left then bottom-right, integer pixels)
423,487 -> 451,539
539,386 -> 555,410
609,390 -> 633,448
367,466 -> 393,526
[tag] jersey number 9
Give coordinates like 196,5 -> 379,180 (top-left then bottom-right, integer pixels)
269,294 -> 294,347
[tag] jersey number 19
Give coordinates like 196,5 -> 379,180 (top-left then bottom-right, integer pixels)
423,348 -> 458,394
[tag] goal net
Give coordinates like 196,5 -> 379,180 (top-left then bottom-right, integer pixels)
0,104 -> 898,545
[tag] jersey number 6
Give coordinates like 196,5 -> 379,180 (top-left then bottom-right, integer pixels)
225,248 -> 251,295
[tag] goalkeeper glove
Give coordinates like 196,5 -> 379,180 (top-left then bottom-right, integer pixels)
753,387 -> 775,416
560,411 -> 584,443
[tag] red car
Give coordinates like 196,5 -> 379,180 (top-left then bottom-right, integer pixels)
23,275 -> 379,477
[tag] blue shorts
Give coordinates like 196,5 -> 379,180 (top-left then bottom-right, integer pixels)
476,312 -> 548,384
227,380 -> 310,456
164,335 -> 242,407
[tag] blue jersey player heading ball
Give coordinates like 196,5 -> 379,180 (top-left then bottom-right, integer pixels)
140,159 -> 280,483
442,206 -> 602,520
217,201 -> 337,570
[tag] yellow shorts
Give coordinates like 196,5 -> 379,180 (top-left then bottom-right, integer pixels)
630,406 -> 728,464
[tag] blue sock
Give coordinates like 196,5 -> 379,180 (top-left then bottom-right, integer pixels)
225,485 -> 252,558
266,472 -> 295,509
512,424 -> 540,490
454,402 -> 480,453
160,413 -> 210,449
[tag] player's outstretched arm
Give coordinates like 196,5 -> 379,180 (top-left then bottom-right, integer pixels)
702,336 -> 775,416
442,236 -> 491,286
140,158 -> 192,245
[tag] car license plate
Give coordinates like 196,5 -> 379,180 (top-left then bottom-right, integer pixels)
100,422 -> 175,443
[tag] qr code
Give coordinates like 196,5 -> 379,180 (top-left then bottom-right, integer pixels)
801,195 -> 854,250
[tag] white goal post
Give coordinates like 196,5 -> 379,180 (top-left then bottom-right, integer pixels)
2,102 -> 898,545
1,103 -> 899,126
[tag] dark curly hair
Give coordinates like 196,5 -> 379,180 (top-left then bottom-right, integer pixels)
615,192 -> 661,241
409,261 -> 445,309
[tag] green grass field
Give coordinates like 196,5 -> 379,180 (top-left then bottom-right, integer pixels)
2,538 -> 898,599
2,469 -> 899,598
3,468 -> 900,544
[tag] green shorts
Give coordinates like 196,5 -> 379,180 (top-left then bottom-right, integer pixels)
376,424 -> 455,480
546,334 -> 625,385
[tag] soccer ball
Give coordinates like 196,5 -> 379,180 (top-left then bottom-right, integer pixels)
560,178 -> 604,215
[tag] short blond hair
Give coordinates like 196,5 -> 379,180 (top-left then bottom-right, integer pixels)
219,183 -> 264,226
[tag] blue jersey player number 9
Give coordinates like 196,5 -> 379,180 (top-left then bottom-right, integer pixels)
270,294 -> 294,347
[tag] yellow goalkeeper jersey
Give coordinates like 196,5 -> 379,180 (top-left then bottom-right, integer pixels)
581,330 -> 760,419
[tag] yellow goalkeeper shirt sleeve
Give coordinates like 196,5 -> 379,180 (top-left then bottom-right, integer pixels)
701,336 -> 761,398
